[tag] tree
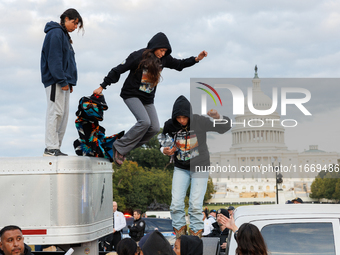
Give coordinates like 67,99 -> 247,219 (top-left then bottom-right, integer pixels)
310,165 -> 340,202
204,177 -> 216,203
310,177 -> 325,200
126,129 -> 173,170
112,161 -> 172,213
332,179 -> 340,201
184,177 -> 216,207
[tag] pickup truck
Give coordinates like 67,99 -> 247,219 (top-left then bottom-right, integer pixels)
226,204 -> 340,255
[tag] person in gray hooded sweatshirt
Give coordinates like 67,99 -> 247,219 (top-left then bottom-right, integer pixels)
93,32 -> 207,166
41,8 -> 84,156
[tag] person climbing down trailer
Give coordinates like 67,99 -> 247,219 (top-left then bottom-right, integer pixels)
93,32 -> 208,166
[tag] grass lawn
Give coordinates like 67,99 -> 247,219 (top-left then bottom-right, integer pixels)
184,204 -> 243,214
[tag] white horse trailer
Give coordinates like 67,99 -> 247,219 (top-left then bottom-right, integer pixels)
0,156 -> 114,255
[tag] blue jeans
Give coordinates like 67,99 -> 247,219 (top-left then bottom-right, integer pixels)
170,167 -> 209,232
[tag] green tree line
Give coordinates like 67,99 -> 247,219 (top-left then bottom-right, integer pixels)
310,164 -> 340,201
112,131 -> 216,213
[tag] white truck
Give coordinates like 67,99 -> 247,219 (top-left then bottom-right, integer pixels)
0,156 -> 114,255
145,211 -> 171,219
226,204 -> 340,255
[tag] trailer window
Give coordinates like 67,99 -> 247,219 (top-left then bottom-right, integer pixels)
261,222 -> 335,255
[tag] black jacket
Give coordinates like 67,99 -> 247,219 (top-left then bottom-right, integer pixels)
100,32 -> 197,105
162,95 -> 231,170
206,222 -> 229,252
128,218 -> 145,242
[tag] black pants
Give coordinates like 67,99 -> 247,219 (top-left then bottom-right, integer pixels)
111,231 -> 122,251
99,231 -> 122,251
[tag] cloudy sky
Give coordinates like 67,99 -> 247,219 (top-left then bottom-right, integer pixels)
1,0 -> 339,157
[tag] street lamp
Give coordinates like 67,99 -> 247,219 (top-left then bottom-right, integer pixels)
272,157 -> 283,204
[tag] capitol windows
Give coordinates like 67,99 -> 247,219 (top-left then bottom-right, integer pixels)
258,186 -> 263,191
266,186 -> 270,191
234,186 -> 238,190
242,186 -> 246,190
250,186 -> 254,191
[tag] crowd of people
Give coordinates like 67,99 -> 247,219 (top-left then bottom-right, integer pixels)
0,205 -> 270,255
0,197 -> 306,255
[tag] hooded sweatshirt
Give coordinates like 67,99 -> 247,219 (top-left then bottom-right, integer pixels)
180,235 -> 203,255
141,230 -> 175,255
100,32 -> 197,105
41,21 -> 77,88
162,95 -> 231,170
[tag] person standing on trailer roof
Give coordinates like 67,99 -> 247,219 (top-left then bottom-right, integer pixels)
41,8 -> 84,157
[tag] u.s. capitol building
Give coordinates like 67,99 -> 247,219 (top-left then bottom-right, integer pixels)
208,68 -> 339,204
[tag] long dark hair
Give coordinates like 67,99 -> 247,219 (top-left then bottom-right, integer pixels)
203,207 -> 209,219
138,49 -> 162,87
236,223 -> 268,255
60,8 -> 84,44
0,225 -> 22,239
117,238 -> 137,255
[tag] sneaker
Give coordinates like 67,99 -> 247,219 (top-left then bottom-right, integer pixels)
43,148 -> 68,156
112,146 -> 125,166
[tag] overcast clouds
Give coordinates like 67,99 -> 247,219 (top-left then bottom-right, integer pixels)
0,0 -> 339,157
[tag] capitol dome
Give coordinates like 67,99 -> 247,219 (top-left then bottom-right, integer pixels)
231,66 -> 286,151
244,66 -> 278,113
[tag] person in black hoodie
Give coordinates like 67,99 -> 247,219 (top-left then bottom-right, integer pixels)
0,225 -> 34,255
160,95 -> 231,237
41,8 -> 84,157
173,235 -> 203,255
142,230 -> 174,255
93,32 -> 207,166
